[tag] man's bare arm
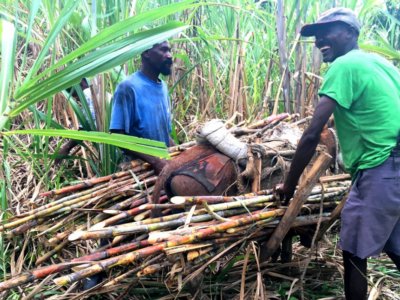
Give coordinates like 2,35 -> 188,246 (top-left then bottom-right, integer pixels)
110,129 -> 167,174
281,96 -> 337,202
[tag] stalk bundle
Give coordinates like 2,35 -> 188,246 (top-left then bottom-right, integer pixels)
0,116 -> 350,298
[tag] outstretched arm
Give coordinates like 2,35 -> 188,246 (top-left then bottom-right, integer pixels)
281,96 -> 337,202
110,129 -> 167,174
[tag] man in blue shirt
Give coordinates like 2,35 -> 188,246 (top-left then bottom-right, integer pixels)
110,41 -> 174,174
82,42 -> 175,290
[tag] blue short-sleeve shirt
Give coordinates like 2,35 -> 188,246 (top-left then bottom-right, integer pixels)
110,71 -> 172,146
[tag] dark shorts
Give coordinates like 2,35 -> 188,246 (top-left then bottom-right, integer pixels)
339,154 -> 400,259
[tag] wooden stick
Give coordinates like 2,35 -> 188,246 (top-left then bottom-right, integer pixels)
319,173 -> 351,183
315,192 -> 348,241
251,138 -> 262,192
262,152 -> 332,258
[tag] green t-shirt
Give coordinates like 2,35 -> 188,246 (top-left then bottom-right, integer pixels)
319,50 -> 400,176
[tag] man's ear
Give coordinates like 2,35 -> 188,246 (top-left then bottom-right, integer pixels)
142,50 -> 150,59
346,27 -> 358,40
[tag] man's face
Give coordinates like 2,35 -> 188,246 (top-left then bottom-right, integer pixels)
146,41 -> 173,75
314,22 -> 354,62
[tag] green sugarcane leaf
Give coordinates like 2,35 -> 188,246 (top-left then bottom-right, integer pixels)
68,97 -> 92,131
14,22 -> 186,103
27,106 -> 65,130
0,19 -> 17,131
16,0 -> 197,96
2,130 -> 169,159
360,42 -> 400,61
11,23 -> 188,117
24,0 -> 79,84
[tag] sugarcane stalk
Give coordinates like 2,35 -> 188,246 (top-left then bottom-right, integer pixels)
262,152 -> 332,259
187,246 -> 214,261
38,211 -> 81,235
39,173 -> 130,198
54,208 -> 285,286
91,189 -> 158,225
201,201 -> 231,222
0,194 -> 102,232
165,243 -> 212,256
91,198 -> 148,230
147,225 -> 242,245
40,161 -> 149,197
137,262 -> 171,277
32,171 -> 154,218
103,254 -> 165,287
48,225 -> 85,245
168,141 -> 196,152
35,239 -> 69,266
70,207 -> 256,241
133,206 -> 259,232
319,173 -> 351,183
226,217 -> 274,234
134,210 -> 150,221
91,196 -> 274,233
0,238 -> 152,292
170,190 -> 274,205
247,113 -> 290,129
78,240 -> 151,262
93,196 -> 176,230
6,219 -> 43,238
1,174 -> 157,232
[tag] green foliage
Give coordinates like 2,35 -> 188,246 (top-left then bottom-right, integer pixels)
2,129 -> 169,159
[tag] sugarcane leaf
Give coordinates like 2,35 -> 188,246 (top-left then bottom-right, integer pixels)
67,97 -> 92,131
360,42 -> 400,61
2,130 -> 169,159
23,0 -> 78,84
15,0 -> 41,90
27,106 -> 64,130
16,0 -> 197,96
10,23 -> 188,117
0,19 -> 17,131
16,22 -> 186,102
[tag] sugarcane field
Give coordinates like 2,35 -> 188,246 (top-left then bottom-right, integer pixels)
1,1 -> 400,300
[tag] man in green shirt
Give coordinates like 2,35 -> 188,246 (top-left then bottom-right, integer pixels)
277,7 -> 400,299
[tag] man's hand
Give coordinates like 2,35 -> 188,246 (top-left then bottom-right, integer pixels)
152,159 -> 168,175
55,140 -> 78,165
238,143 -> 266,169
275,183 -> 295,206
250,143 -> 266,158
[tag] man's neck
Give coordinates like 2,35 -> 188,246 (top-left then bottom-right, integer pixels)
140,67 -> 160,83
345,42 -> 359,55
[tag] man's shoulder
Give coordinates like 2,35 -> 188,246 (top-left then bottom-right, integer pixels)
327,50 -> 373,75
115,72 -> 142,91
336,50 -> 389,66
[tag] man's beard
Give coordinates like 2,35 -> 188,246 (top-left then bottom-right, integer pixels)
160,64 -> 172,76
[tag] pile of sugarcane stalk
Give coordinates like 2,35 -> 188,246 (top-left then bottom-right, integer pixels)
0,114 -> 350,298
